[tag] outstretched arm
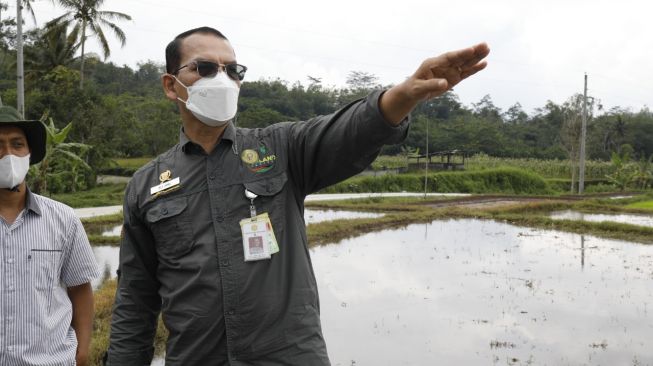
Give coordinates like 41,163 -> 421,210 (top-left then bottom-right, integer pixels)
380,42 -> 490,124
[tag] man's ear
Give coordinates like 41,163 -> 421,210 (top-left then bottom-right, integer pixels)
162,74 -> 179,102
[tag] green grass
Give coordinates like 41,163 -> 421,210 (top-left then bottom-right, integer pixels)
87,235 -> 121,246
626,200 -> 653,211
91,279 -> 168,366
99,157 -> 153,176
324,168 -> 552,195
51,183 -> 126,208
51,184 -> 126,208
306,195 -> 456,211
465,153 -> 614,179
370,155 -> 407,170
82,213 -> 124,225
113,157 -> 153,169
90,279 -> 115,366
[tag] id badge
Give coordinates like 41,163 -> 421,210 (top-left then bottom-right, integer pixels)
240,213 -> 279,261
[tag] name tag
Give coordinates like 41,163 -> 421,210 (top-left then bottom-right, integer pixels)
150,177 -> 180,195
240,213 -> 279,261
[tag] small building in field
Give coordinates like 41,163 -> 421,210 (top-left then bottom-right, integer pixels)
408,150 -> 467,171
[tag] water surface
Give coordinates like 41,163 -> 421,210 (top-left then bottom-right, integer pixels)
93,218 -> 653,365
313,219 -> 653,365
551,210 -> 653,228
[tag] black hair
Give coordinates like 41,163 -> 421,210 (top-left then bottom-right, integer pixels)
165,26 -> 228,74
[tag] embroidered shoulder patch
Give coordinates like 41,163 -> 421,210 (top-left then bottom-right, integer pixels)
242,146 -> 276,173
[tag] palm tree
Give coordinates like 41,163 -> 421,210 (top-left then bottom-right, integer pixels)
23,25 -> 80,84
46,0 -> 131,88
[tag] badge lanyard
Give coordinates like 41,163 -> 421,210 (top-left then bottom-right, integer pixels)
245,189 -> 258,218
240,189 -> 279,261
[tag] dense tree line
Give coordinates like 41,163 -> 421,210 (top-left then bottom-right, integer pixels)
2,18 -> 652,171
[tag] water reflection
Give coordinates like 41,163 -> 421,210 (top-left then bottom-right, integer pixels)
91,246 -> 120,289
580,235 -> 585,269
312,219 -> 653,365
101,225 -> 122,237
609,195 -> 634,200
551,210 -> 653,227
304,209 -> 383,225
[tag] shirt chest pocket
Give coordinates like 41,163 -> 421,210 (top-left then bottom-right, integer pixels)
146,196 -> 195,258
29,250 -> 62,290
242,172 -> 288,239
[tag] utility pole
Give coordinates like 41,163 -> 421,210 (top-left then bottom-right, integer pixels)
16,0 -> 25,118
578,73 -> 588,194
424,119 -> 429,197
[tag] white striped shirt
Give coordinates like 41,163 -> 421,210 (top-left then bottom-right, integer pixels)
0,190 -> 100,366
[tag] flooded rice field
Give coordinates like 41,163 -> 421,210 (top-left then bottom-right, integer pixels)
551,210 -> 653,228
93,217 -> 653,365
314,219 -> 653,365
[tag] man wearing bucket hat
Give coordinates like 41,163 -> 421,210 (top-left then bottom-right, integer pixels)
0,106 -> 100,366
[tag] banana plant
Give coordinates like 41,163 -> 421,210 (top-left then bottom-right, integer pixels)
29,114 -> 92,194
605,150 -> 638,192
632,154 -> 653,190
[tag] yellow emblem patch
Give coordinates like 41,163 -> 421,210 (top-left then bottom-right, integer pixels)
241,149 -> 259,164
159,169 -> 172,182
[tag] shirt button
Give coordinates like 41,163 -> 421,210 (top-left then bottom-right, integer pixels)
162,208 -> 168,215
209,175 -> 215,180
220,259 -> 230,266
8,286 -> 15,291
228,310 -> 235,315
7,258 -> 14,264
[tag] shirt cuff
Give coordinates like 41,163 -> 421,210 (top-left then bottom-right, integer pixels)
363,89 -> 410,146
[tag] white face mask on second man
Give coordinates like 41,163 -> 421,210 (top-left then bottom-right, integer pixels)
0,154 -> 30,189
176,71 -> 240,127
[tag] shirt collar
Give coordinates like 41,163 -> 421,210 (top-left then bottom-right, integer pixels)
180,122 -> 236,154
24,187 -> 42,216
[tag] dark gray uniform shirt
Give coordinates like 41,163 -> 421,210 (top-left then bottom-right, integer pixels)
107,91 -> 408,366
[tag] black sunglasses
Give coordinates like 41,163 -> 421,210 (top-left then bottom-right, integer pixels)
173,60 -> 247,81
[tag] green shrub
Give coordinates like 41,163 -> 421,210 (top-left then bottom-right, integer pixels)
322,168 -> 551,195
97,166 -> 139,176
99,157 -> 152,177
545,178 -> 611,193
51,183 -> 126,208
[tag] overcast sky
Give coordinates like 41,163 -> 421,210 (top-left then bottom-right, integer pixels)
11,0 -> 653,115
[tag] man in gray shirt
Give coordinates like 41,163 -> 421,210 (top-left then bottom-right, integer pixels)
107,26 -> 489,365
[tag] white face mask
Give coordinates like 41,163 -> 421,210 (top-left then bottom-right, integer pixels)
176,71 -> 240,127
0,154 -> 30,189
